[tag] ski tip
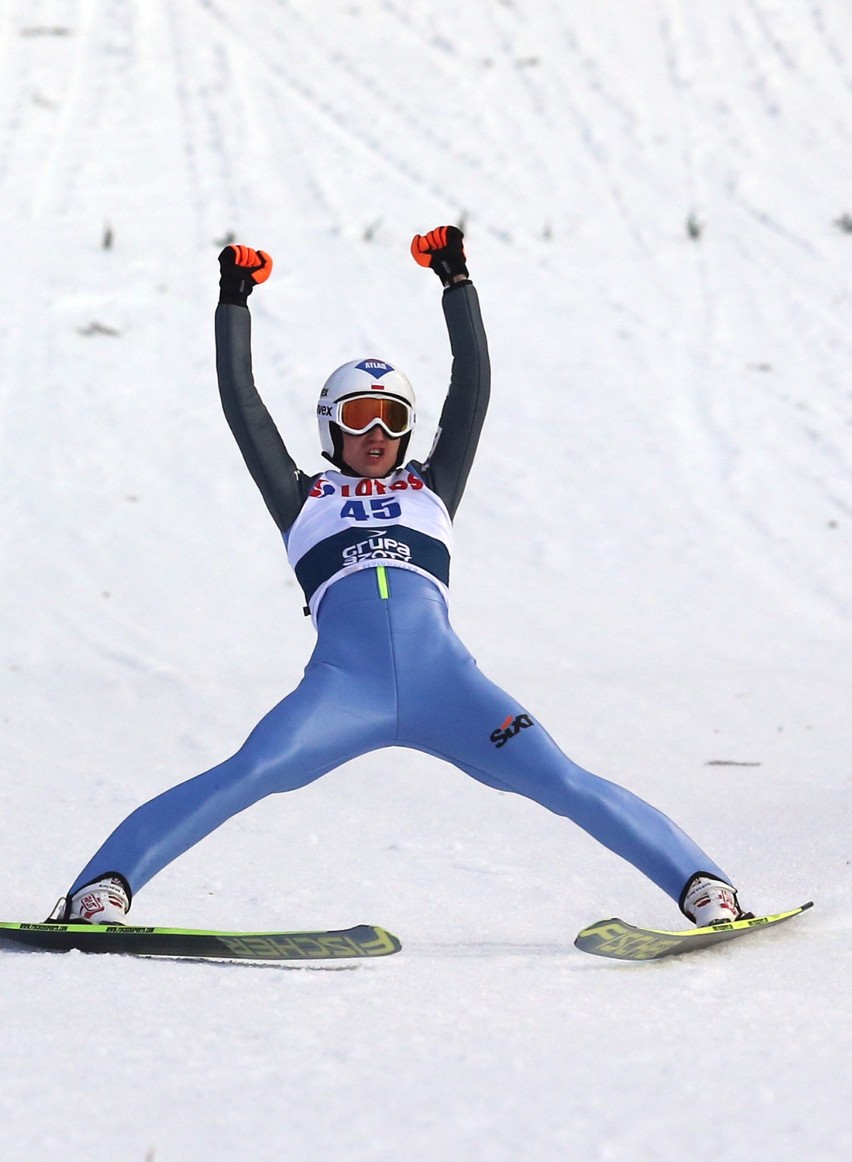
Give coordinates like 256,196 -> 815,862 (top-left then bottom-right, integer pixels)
363,925 -> 403,955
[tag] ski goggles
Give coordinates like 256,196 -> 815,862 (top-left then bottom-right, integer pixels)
336,395 -> 414,437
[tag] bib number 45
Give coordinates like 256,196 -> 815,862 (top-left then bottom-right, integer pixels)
340,498 -> 402,521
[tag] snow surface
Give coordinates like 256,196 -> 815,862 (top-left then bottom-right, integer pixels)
1,2 -> 850,1159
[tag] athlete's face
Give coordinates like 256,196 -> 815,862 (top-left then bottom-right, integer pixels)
341,426 -> 400,478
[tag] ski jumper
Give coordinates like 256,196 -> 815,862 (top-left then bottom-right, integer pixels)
69,283 -> 730,902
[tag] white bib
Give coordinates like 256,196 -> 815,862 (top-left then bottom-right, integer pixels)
285,465 -> 453,619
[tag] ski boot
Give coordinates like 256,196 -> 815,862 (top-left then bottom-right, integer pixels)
46,875 -> 131,925
680,873 -> 752,927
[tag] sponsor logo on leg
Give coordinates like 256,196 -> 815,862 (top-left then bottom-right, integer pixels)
490,713 -> 535,748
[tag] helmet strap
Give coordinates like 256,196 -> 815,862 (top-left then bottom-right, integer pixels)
324,422 -> 349,471
393,431 -> 412,469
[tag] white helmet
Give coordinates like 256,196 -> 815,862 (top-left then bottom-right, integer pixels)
317,358 -> 416,470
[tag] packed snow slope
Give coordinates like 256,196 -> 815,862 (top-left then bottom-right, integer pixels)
1,2 -> 850,1159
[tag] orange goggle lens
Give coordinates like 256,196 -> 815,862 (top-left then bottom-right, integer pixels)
337,396 -> 413,436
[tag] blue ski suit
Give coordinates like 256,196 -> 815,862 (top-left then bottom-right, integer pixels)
69,281 -> 730,906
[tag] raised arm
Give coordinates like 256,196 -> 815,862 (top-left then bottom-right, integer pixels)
411,227 -> 491,518
215,246 -> 312,534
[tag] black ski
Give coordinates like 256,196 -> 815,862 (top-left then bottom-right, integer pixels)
0,920 -> 401,961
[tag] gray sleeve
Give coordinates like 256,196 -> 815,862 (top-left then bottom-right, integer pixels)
419,282 -> 491,519
215,303 -> 311,534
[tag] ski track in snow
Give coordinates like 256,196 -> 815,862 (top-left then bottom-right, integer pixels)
0,2 -> 851,1160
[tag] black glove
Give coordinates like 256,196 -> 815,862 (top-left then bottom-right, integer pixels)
410,226 -> 469,286
218,245 -> 273,306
